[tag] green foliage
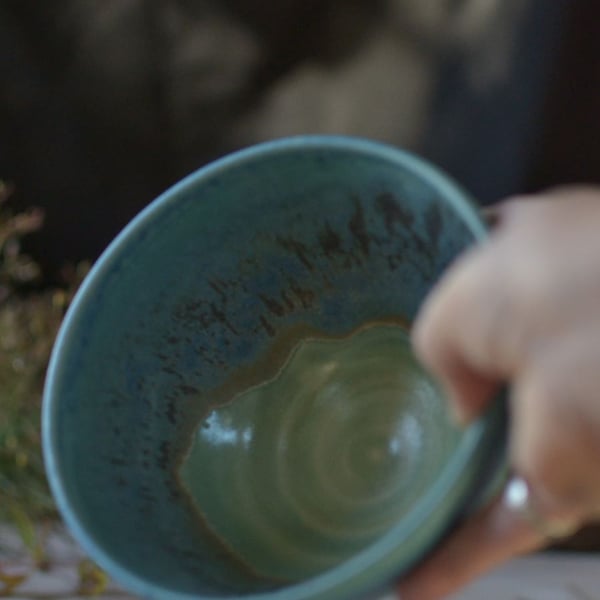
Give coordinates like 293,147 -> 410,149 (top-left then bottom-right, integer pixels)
0,181 -> 57,522
0,181 -> 110,597
0,182 -> 87,523
0,182 -> 44,299
0,293 -> 65,522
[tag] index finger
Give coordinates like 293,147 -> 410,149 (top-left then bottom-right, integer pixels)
411,238 -> 516,423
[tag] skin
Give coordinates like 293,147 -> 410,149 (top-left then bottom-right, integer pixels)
398,186 -> 600,599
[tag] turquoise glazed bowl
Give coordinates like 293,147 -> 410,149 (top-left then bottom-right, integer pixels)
43,136 -> 505,600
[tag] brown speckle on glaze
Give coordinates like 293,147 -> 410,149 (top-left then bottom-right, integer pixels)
288,281 -> 315,309
348,198 -> 371,257
258,294 -> 286,317
208,278 -> 228,302
259,316 -> 276,337
275,236 -> 314,272
376,192 -> 414,234
210,302 -> 239,336
317,222 -> 343,258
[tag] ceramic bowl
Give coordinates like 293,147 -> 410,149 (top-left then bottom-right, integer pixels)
43,136 -> 506,600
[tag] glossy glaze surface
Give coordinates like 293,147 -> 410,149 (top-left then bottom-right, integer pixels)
180,324 -> 457,581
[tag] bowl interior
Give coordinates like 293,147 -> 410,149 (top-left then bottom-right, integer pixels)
44,138 -> 498,600
178,322 -> 460,585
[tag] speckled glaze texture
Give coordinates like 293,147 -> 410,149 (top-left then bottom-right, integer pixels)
43,136 -> 506,600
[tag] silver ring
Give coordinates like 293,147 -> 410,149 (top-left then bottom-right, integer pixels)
503,475 -> 580,540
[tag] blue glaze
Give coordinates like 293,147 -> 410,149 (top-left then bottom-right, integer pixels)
43,136 -> 506,600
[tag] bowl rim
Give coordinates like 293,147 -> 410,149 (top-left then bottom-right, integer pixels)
43,134 -> 503,600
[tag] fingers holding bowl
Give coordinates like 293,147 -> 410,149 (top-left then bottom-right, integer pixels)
397,472 -> 585,600
404,190 -> 600,599
396,338 -> 600,600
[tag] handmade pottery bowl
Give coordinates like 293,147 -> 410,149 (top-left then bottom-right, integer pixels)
43,136 -> 506,600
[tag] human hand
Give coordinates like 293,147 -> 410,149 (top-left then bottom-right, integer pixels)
399,186 -> 600,599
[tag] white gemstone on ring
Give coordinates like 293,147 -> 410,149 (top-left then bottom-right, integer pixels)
503,475 -> 580,540
504,476 -> 529,512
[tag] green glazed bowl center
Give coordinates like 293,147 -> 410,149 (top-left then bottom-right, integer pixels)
178,323 -> 461,585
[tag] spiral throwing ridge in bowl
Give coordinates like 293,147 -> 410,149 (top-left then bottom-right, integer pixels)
178,323 -> 459,582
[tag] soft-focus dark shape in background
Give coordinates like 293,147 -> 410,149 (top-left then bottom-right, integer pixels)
0,0 -> 599,276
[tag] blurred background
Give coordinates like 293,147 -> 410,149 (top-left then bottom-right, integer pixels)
1,0 -> 600,595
